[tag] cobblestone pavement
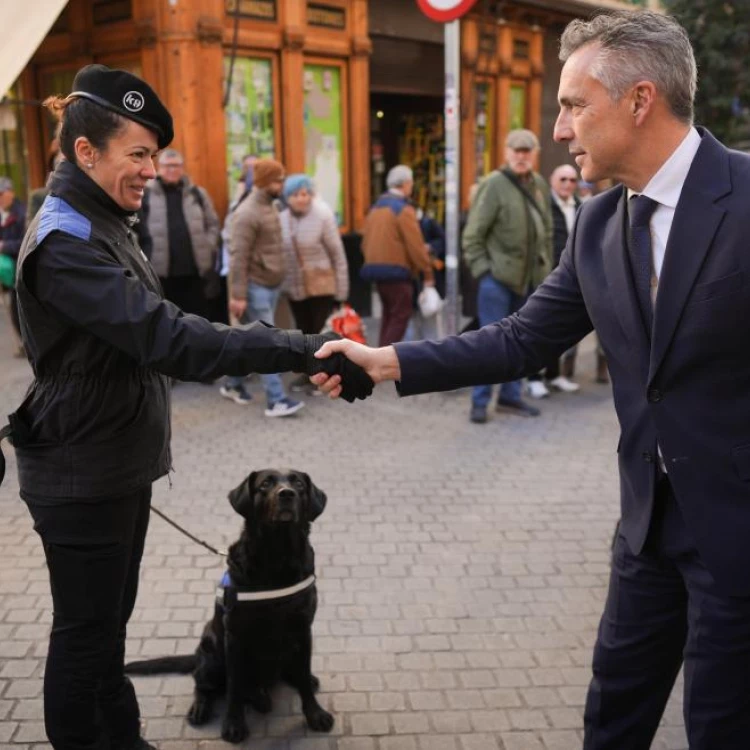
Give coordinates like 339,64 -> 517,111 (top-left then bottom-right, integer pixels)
0,312 -> 686,750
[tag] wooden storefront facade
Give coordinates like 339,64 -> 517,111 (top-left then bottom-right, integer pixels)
12,0 -> 638,229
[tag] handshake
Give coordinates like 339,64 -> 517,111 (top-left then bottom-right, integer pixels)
297,331 -> 375,403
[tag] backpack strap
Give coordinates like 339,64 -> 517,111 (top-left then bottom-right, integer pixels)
499,168 -> 546,221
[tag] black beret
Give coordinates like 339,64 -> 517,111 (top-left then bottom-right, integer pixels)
68,64 -> 174,149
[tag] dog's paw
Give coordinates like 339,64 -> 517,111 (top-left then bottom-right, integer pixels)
186,698 -> 212,726
221,715 -> 249,744
304,704 -> 334,732
310,674 -> 320,693
247,687 -> 273,714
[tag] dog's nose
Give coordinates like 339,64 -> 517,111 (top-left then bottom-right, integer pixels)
278,488 -> 296,504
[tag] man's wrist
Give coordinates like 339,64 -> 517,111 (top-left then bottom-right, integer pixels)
377,346 -> 401,382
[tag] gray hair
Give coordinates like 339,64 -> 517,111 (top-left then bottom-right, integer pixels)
559,10 -> 696,124
386,165 -> 414,189
158,148 -> 184,165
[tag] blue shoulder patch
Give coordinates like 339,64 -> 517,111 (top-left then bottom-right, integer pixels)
37,196 -> 92,245
374,194 -> 407,216
219,570 -> 232,588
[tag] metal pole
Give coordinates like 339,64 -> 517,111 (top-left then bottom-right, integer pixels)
443,20 -> 461,336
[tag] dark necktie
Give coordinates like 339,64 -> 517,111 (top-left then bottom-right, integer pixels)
628,195 -> 659,335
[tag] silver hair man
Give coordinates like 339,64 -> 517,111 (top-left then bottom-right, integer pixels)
559,10 -> 697,124
157,148 -> 184,165
386,165 -> 414,190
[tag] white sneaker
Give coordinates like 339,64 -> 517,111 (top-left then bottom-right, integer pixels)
264,398 -> 305,418
526,380 -> 550,399
549,375 -> 581,393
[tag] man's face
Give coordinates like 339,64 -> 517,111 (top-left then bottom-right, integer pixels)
0,189 -> 14,211
551,167 -> 579,200
505,147 -> 535,176
554,43 -> 636,184
266,177 -> 284,197
158,157 -> 184,185
401,180 -> 414,197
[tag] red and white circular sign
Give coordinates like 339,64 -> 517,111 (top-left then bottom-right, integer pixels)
416,0 -> 478,23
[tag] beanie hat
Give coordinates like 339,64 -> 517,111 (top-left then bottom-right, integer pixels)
253,159 -> 285,189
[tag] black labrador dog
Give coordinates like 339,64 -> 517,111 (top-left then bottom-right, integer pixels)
125,469 -> 333,743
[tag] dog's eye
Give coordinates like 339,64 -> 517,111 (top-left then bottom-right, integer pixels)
259,479 -> 272,490
293,477 -> 305,489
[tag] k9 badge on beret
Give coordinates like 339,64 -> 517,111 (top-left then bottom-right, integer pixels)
67,64 -> 174,149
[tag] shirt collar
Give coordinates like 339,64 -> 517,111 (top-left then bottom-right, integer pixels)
627,127 -> 701,207
552,191 -> 576,209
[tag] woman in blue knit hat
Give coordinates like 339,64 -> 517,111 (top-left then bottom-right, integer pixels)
280,174 -> 350,393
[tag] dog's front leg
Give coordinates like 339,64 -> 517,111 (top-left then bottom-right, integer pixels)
221,630 -> 249,743
290,627 -> 334,732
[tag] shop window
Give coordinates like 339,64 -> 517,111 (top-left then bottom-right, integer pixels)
307,3 -> 346,30
509,83 -> 527,130
92,0 -> 132,25
513,38 -> 530,61
0,84 -> 28,199
475,81 -> 493,180
399,114 -> 445,224
303,63 -> 345,226
226,0 -> 277,22
224,57 -> 277,196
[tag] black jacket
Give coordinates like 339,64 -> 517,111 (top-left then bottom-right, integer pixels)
11,161 -> 306,499
550,193 -> 581,267
0,197 -> 26,260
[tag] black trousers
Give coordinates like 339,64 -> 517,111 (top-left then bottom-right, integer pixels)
289,295 -> 335,335
584,478 -> 750,749
24,487 -> 152,750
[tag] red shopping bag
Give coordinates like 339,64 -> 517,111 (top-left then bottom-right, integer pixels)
323,303 -> 367,344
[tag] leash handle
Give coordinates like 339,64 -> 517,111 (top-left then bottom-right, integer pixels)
150,504 -> 227,557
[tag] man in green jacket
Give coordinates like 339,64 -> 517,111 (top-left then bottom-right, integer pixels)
462,128 -> 553,423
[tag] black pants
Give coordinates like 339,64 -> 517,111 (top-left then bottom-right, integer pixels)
289,296 -> 334,335
584,478 -> 750,749
24,487 -> 152,750
160,275 -> 206,318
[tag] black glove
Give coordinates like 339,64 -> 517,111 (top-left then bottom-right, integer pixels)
302,332 -> 374,403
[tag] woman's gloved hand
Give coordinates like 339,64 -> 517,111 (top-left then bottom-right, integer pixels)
302,332 -> 374,403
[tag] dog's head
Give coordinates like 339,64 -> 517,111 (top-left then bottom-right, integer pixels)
228,469 -> 327,526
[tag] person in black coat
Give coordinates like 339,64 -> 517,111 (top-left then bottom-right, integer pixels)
0,177 -> 27,346
0,64 -> 370,750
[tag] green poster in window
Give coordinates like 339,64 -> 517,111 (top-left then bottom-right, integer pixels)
224,57 -> 276,196
303,64 -> 344,226
509,85 -> 527,130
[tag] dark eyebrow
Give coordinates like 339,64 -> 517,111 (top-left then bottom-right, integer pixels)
559,96 -> 585,108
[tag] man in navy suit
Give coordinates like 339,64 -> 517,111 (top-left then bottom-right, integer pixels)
313,9 -> 750,749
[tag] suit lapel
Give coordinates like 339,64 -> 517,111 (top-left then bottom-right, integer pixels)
648,132 -> 731,383
602,187 -> 650,354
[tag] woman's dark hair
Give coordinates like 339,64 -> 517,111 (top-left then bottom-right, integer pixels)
43,96 -> 127,163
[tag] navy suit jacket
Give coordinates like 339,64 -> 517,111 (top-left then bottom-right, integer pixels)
396,129 -> 750,595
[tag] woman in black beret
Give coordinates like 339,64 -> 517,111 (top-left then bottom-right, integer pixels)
1,65 -> 372,750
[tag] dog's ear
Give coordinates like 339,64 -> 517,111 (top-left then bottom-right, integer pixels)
303,472 -> 327,522
228,472 -> 256,519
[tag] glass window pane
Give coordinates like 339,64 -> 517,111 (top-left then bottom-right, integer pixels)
304,64 -> 345,226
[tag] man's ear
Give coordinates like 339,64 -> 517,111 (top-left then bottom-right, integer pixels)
228,472 -> 256,519
303,472 -> 327,522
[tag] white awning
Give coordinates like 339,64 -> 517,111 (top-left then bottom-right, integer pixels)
1,0 -> 69,98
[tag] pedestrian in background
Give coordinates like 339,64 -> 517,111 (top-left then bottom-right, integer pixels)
221,158 -> 304,416
526,163 -> 582,397
0,177 -> 27,352
360,164 -> 435,347
279,174 -> 349,393
137,149 -> 221,319
462,129 -> 553,423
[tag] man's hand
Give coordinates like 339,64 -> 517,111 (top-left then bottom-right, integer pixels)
229,297 -> 247,320
310,340 -> 401,399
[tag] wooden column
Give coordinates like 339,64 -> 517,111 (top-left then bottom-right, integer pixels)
280,0 -> 306,174
528,28 -> 544,140
460,18 -> 478,210
350,0 -> 371,230
133,0 -> 228,214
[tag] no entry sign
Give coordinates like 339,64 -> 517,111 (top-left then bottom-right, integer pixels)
416,0 -> 478,23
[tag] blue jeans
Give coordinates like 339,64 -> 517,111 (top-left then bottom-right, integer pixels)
225,282 -> 286,406
472,274 -> 526,409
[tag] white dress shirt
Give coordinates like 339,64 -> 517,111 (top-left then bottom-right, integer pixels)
627,127 -> 702,300
552,191 -> 577,235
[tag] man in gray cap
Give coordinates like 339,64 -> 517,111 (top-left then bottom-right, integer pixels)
462,128 -> 553,423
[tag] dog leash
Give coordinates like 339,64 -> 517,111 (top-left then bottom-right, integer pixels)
150,504 -> 227,557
